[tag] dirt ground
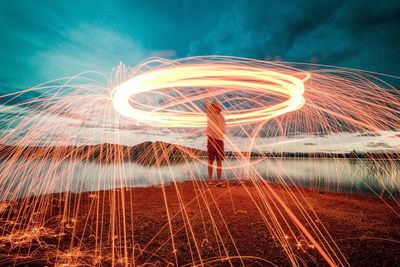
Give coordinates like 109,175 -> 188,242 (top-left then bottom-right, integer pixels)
0,180 -> 399,266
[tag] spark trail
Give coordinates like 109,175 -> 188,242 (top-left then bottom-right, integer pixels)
112,63 -> 307,127
0,56 -> 399,266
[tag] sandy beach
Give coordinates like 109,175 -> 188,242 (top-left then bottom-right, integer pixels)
0,181 -> 399,266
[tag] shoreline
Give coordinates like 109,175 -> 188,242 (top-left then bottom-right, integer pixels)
0,181 -> 399,266
1,178 -> 398,203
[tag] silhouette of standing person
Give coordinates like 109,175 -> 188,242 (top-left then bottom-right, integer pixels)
205,100 -> 225,186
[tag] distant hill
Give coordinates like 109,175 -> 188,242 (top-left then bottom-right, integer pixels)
0,142 -> 205,166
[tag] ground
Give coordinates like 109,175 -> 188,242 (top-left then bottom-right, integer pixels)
0,181 -> 399,266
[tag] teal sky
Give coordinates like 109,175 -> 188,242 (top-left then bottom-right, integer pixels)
1,0 -> 399,91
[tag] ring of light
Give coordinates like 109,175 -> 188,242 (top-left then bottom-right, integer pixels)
111,63 -> 307,128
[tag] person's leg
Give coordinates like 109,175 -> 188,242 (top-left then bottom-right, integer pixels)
216,160 -> 222,182
208,159 -> 214,184
207,137 -> 215,184
216,138 -> 224,183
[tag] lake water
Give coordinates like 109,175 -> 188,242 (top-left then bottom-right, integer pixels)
1,158 -> 399,200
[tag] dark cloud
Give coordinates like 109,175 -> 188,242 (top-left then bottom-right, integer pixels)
0,0 -> 399,91
189,0 -> 400,76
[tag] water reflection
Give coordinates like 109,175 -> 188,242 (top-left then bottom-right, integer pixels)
0,158 -> 399,200
253,158 -> 399,197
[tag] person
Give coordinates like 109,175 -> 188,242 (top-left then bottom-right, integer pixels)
205,100 -> 226,187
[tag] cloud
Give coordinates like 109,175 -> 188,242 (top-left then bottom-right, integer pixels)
30,24 -> 147,81
188,0 -> 400,76
0,0 -> 399,92
150,50 -> 177,58
0,1 -> 149,89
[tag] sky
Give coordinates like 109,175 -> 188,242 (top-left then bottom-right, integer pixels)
0,0 -> 399,150
1,0 -> 400,91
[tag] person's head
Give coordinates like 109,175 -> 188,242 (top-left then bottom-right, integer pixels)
211,100 -> 222,114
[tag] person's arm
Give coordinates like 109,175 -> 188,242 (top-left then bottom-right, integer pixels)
222,116 -> 226,135
205,101 -> 211,115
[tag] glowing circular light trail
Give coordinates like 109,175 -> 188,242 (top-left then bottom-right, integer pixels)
111,63 -> 307,127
